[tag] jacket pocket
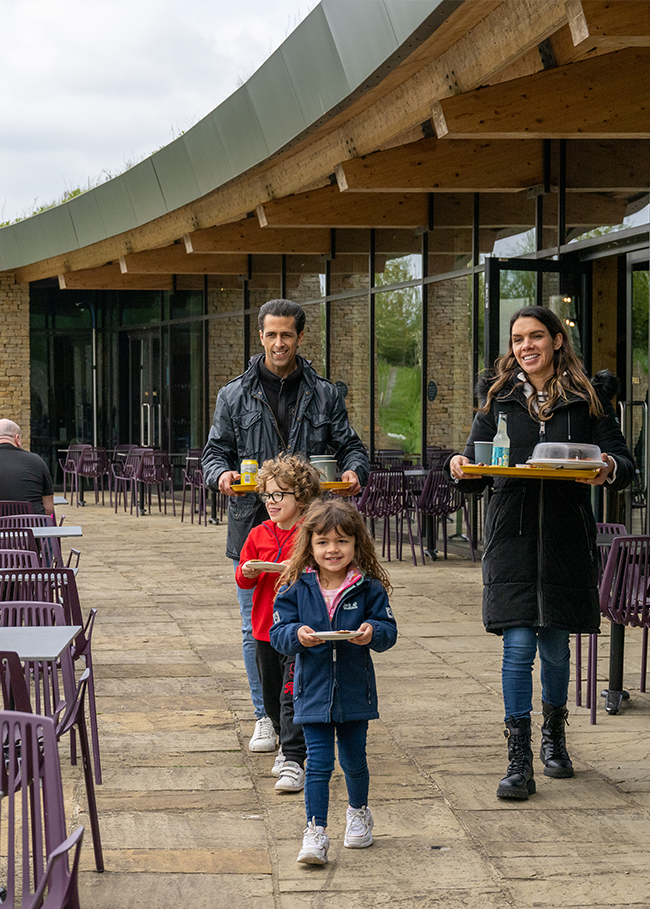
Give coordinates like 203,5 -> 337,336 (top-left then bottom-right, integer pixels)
304,411 -> 331,448
232,410 -> 262,455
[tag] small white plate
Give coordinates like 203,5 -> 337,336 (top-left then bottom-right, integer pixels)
245,560 -> 285,572
527,458 -> 604,469
313,630 -> 362,641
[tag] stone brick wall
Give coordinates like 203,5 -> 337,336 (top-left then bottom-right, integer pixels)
427,278 -> 473,452
329,295 -> 370,445
0,274 -> 31,446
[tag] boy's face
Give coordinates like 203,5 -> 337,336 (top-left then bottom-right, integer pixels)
263,477 -> 302,530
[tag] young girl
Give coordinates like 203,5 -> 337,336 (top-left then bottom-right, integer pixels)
236,454 -> 322,791
270,498 -> 397,865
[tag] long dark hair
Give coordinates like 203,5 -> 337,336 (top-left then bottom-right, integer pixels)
481,306 -> 603,420
279,498 -> 392,594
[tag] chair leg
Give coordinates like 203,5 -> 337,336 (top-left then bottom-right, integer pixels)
641,626 -> 648,693
575,633 -> 582,707
76,710 -> 104,872
588,631 -> 598,725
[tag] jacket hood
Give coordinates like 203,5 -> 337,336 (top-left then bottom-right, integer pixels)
475,368 -> 620,404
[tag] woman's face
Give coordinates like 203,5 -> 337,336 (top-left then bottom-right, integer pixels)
510,316 -> 563,389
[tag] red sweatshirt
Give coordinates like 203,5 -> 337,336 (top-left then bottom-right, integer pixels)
235,520 -> 300,641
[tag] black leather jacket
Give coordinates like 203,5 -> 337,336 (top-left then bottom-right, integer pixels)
202,354 -> 369,559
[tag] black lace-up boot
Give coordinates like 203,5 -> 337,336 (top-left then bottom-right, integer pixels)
496,716 -> 536,800
539,702 -> 574,778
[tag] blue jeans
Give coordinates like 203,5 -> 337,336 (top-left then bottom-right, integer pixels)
302,721 -> 369,828
501,626 -> 571,721
233,561 -> 265,719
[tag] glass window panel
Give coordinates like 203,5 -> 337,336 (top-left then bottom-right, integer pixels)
207,314 -> 244,411
207,279 -> 244,315
119,291 -> 163,326
426,276 -> 473,453
299,301 -> 326,376
480,192 -> 536,260
375,286 -> 422,458
329,295 -> 369,448
330,230 -> 370,296
631,266 -> 649,508
169,321 -> 204,451
286,255 -> 326,303
169,287 -> 203,320
375,229 -> 421,285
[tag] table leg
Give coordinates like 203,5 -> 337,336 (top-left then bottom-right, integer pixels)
209,491 -> 219,525
601,621 -> 630,714
425,514 -> 437,560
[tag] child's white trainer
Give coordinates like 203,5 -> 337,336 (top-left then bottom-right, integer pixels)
297,818 -> 329,864
344,806 -> 374,848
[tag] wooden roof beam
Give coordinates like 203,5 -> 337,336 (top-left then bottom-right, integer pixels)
119,247 -> 249,275
184,223 -> 331,255
567,0 -> 650,47
431,48 -> 650,139
257,186 -> 430,229
335,138 -> 545,193
59,265 -> 173,290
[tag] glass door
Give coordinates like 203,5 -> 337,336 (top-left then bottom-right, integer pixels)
623,254 -> 650,532
484,257 -> 591,370
129,332 -> 162,448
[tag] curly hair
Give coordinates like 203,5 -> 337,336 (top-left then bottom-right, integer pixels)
481,306 -> 603,421
280,498 -> 392,594
256,453 -> 322,508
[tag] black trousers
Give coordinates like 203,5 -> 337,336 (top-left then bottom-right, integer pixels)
255,639 -> 306,767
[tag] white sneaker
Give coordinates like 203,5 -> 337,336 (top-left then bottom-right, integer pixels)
297,818 -> 329,865
271,746 -> 285,778
344,806 -> 373,848
248,717 -> 278,753
274,760 -> 305,792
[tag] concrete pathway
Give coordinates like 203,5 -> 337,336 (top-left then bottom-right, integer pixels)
57,502 -> 650,908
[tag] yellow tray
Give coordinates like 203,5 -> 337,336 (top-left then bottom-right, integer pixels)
231,480 -> 353,493
461,465 -> 600,481
322,481 -> 353,493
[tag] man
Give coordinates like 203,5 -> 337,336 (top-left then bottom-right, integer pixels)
203,299 -> 369,753
0,419 -> 54,516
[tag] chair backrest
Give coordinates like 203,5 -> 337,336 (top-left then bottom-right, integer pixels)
599,535 -> 650,627
79,447 -> 110,478
0,566 -> 84,628
0,549 -> 40,569
60,443 -> 92,472
0,528 -> 40,559
0,501 -> 35,516
595,522 -> 628,580
0,650 -> 33,712
417,468 -> 459,517
356,469 -> 405,518
0,709 -> 84,909
0,516 -> 62,568
0,515 -> 54,529
426,447 -> 455,469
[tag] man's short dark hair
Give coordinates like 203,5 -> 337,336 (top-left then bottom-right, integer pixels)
258,299 -> 306,335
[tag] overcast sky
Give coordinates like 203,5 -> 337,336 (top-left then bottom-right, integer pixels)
0,0 -> 315,223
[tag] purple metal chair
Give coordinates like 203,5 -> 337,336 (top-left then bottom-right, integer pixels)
0,566 -> 102,785
0,600 -> 103,872
78,447 -> 111,506
0,528 -> 41,566
0,709 -> 85,909
356,469 -> 419,564
0,515 -> 80,570
58,444 -> 92,508
416,468 -> 475,562
111,448 -> 149,514
0,549 -> 40,569
181,449 -> 207,525
0,501 -> 35,516
576,522 -> 628,711
140,450 -> 176,516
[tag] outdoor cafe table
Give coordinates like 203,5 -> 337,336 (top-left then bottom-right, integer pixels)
30,526 -> 83,539
0,625 -> 81,662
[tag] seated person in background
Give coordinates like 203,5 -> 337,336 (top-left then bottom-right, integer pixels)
0,419 -> 54,516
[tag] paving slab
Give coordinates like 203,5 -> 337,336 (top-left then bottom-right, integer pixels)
45,503 -> 650,908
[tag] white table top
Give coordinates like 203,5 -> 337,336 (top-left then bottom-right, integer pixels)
31,526 -> 83,538
53,496 -> 68,505
0,625 -> 81,661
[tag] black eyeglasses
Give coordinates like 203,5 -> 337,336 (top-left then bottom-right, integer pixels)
258,491 -> 296,504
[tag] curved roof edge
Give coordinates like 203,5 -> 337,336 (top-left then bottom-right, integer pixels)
0,0 -> 460,273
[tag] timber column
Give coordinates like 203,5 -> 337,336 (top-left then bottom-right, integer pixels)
0,273 -> 31,446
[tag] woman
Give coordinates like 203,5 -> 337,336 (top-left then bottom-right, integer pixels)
448,306 -> 634,800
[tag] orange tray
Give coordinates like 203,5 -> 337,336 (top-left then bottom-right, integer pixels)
231,480 -> 354,493
461,465 -> 600,481
322,481 -> 353,493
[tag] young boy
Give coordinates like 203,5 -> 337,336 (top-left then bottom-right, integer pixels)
236,454 -> 322,791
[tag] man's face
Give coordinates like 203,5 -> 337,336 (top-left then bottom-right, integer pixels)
259,315 -> 303,376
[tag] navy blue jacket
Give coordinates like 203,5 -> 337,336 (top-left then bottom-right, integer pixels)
270,572 -> 397,724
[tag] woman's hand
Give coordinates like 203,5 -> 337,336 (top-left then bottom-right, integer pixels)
576,453 -> 616,486
297,625 -> 326,647
449,454 -> 480,480
350,622 -> 374,645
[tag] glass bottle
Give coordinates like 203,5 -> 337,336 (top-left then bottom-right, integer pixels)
491,412 -> 510,467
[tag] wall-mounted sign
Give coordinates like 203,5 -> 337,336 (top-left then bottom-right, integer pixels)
427,381 -> 438,402
335,380 -> 348,399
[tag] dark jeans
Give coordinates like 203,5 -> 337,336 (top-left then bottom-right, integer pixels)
501,626 -> 571,721
254,639 -> 306,766
301,720 -> 369,828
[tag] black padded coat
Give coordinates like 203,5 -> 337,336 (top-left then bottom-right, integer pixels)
449,371 -> 635,635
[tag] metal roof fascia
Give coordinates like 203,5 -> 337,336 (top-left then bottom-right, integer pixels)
121,157 -> 169,225
151,139 -> 202,213
246,52 -> 308,157
182,114 -> 235,197
211,86 -> 270,177
320,1 -> 400,92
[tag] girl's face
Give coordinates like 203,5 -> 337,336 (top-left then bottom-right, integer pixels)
311,525 -> 356,586
263,478 -> 302,530
510,316 -> 563,390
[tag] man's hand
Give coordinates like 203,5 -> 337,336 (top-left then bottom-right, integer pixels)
219,470 -> 245,496
340,470 -> 361,495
